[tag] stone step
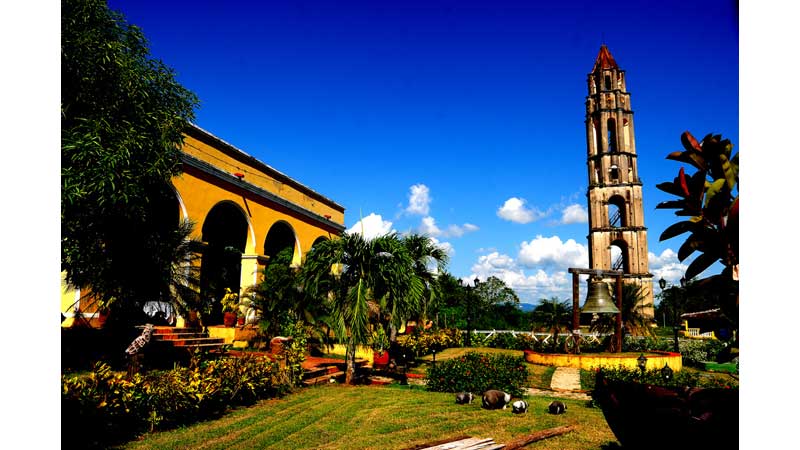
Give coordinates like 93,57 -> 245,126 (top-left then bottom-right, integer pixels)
168,337 -> 225,347
303,371 -> 345,386
153,332 -> 208,341
152,326 -> 202,334
303,365 -> 341,380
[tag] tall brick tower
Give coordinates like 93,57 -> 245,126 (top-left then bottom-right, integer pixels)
584,45 -> 654,318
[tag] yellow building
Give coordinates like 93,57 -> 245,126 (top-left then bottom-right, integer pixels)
61,124 -> 345,326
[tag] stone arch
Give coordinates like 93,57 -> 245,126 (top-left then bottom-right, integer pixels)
312,236 -> 328,248
264,221 -> 299,266
200,201 -> 249,323
607,195 -> 627,228
170,183 -> 189,222
610,239 -> 630,273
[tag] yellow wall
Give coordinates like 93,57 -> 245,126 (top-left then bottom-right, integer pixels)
61,125 -> 345,326
523,350 -> 683,372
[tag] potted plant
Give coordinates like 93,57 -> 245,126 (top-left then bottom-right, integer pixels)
221,288 -> 239,327
370,326 -> 390,370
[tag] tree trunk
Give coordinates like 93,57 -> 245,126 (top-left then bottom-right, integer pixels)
345,338 -> 356,384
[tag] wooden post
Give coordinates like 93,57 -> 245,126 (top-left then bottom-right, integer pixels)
572,272 -> 580,332
615,274 -> 623,353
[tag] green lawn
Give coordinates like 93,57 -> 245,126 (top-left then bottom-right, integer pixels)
121,383 -> 618,450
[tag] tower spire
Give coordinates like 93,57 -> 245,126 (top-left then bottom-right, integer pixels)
592,45 -> 618,72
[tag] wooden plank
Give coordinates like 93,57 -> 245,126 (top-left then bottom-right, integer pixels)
500,425 -> 577,450
423,437 -> 494,450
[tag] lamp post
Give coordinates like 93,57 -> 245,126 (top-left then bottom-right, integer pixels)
660,277 -> 685,353
637,353 -> 648,375
465,277 -> 479,348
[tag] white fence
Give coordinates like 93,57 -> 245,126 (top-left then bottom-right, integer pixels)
469,329 -> 614,345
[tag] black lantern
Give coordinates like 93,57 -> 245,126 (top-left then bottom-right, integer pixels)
659,277 -> 666,290
661,363 -> 673,381
637,354 -> 647,374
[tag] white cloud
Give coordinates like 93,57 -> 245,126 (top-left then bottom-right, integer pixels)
468,252 -> 575,303
419,216 -> 441,236
561,204 -> 588,224
418,217 -> 478,238
648,248 -> 689,286
445,223 -> 479,238
346,213 -> 394,240
406,184 -> 431,215
430,236 -> 454,258
518,235 -> 589,269
497,197 -> 545,224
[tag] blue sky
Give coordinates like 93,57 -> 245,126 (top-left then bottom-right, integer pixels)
104,0 -> 739,305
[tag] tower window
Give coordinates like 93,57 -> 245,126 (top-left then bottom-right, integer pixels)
607,118 -> 617,152
604,75 -> 611,90
609,164 -> 619,181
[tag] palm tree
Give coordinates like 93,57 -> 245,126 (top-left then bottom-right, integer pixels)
300,232 -> 422,384
532,297 -> 572,352
590,283 -> 654,350
399,233 -> 449,333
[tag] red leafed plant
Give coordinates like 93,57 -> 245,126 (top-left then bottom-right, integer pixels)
656,131 -> 739,281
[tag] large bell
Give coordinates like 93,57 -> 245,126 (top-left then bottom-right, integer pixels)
582,279 -> 620,314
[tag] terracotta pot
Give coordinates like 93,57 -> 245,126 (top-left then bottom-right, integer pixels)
373,351 -> 390,369
237,316 -> 245,326
223,312 -> 237,327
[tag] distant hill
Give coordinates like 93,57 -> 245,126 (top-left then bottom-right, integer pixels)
519,303 -> 536,312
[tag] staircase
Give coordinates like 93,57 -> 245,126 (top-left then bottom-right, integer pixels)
150,326 -> 227,353
302,364 -> 345,386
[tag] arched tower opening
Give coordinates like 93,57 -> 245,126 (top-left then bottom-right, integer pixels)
610,240 -> 629,273
607,118 -> 617,153
200,201 -> 248,323
608,195 -> 627,228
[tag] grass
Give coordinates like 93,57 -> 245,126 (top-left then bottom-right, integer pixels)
120,383 -> 618,450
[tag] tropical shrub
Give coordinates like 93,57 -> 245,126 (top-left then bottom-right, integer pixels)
62,356 -> 290,448
594,366 -> 738,389
623,336 -> 674,353
485,332 -> 518,350
395,328 -> 462,357
425,352 -> 529,397
678,339 -> 728,367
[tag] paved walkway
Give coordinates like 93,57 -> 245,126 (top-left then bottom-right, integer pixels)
524,366 -> 592,401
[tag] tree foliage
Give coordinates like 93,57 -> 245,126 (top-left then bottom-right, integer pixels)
656,131 -> 739,281
299,232 -> 425,383
474,276 -> 520,309
61,0 -> 199,323
531,297 -> 572,351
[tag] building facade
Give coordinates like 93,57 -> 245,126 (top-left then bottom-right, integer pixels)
61,124 -> 345,326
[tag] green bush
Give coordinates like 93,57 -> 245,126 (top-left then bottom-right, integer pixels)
679,339 -> 727,367
396,328 -> 462,357
62,355 -> 291,448
425,352 -> 529,397
623,336 -> 673,353
595,366 -> 738,389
